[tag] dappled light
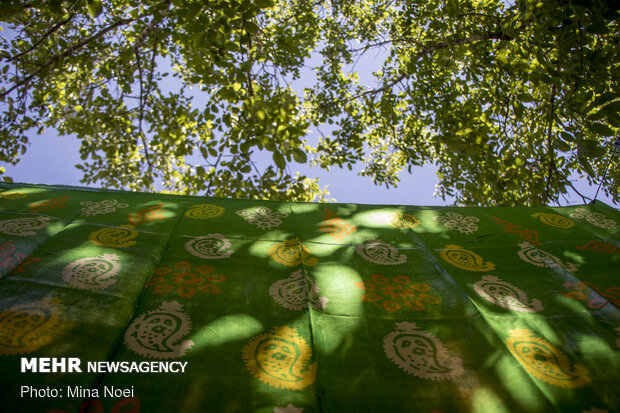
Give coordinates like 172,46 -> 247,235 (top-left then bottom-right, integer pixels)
0,183 -> 619,412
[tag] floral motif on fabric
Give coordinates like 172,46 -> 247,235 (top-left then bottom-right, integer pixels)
0,215 -> 52,236
318,209 -> 356,241
355,274 -> 440,312
517,241 -> 579,272
389,212 -> 420,229
576,240 -> 620,254
268,238 -> 318,267
0,191 -> 27,199
356,239 -> 407,265
491,216 -> 542,245
236,206 -> 288,230
9,255 -> 40,274
185,204 -> 224,219
0,242 -> 27,277
185,234 -> 234,259
80,199 -> 129,216
384,322 -> 464,380
433,212 -> 479,234
29,195 -> 69,213
124,301 -> 194,359
88,227 -> 138,248
505,328 -> 590,388
570,208 -> 617,230
62,254 -> 121,290
0,297 -> 62,355
127,203 -> 165,227
562,281 -> 619,309
473,275 -> 543,312
148,261 -> 227,298
531,213 -> 575,229
439,245 -> 495,272
242,326 -> 317,390
269,269 -> 328,311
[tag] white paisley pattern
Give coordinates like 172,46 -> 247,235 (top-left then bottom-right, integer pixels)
0,216 -> 52,236
517,241 -> 579,272
433,212 -> 480,234
124,301 -> 194,358
474,275 -> 543,312
236,207 -> 288,230
80,199 -> 129,216
569,208 -> 617,230
384,322 -> 464,380
62,254 -> 121,290
356,239 -> 407,265
269,269 -> 328,311
184,234 -> 234,259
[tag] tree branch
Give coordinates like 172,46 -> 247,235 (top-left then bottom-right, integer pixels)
0,17 -> 135,101
543,83 -> 557,205
5,12 -> 76,63
343,32 -> 514,103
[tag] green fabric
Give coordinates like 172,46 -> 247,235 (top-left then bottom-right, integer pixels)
0,183 -> 619,413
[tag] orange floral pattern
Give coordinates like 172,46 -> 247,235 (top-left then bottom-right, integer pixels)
148,261 -> 227,298
491,216 -> 542,245
319,209 -> 356,241
355,274 -> 440,312
563,281 -> 620,309
29,195 -> 69,213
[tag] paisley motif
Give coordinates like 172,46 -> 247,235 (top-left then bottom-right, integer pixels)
0,297 -> 61,355
473,275 -> 543,312
318,209 -> 356,241
439,245 -> 495,272
236,206 -> 288,230
127,203 -> 165,227
491,216 -> 542,245
184,234 -> 234,259
0,191 -> 27,199
0,216 -> 52,236
505,328 -> 590,388
433,212 -> 479,234
62,254 -> 121,290
531,213 -> 575,229
29,195 -> 69,213
570,208 -> 617,230
517,241 -> 578,272
356,239 -> 407,265
88,227 -> 138,248
575,240 -> 620,254
0,242 -> 27,277
389,212 -> 420,229
269,269 -> 328,311
384,322 -> 464,380
80,199 -> 129,216
268,238 -> 318,267
185,204 -> 224,219
124,301 -> 194,359
242,325 -> 317,390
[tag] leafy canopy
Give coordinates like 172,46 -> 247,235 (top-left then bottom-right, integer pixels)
0,0 -> 619,205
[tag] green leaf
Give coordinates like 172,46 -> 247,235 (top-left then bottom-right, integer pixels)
244,21 -> 260,34
86,0 -> 103,18
273,151 -> 285,169
240,164 -> 252,173
255,0 -> 275,8
588,122 -> 614,137
292,147 -> 307,163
